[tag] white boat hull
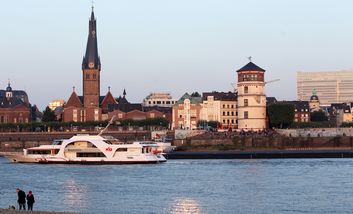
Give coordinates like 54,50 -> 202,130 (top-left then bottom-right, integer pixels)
8,154 -> 167,164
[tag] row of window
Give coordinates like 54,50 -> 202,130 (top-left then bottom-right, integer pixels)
295,109 -> 309,112
240,74 -> 264,82
222,119 -> 235,124
148,100 -> 176,105
222,111 -> 235,116
85,73 -> 97,79
222,104 -> 235,109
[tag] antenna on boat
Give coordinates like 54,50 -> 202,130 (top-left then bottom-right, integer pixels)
98,115 -> 116,136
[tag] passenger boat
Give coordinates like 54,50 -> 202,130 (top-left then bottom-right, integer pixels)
7,135 -> 166,164
6,117 -> 167,164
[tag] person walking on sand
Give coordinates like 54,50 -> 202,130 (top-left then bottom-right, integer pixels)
16,188 -> 26,210
26,190 -> 35,211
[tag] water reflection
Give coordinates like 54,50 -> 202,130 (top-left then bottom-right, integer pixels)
169,197 -> 202,214
63,179 -> 87,209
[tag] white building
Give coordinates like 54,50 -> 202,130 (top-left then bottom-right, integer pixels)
297,71 -> 353,106
48,100 -> 65,111
143,92 -> 177,108
200,92 -> 237,129
236,61 -> 266,130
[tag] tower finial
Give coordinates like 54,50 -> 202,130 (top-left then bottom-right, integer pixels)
91,0 -> 94,12
123,88 -> 126,97
73,86 -> 76,92
248,56 -> 252,62
312,88 -> 317,96
7,78 -> 10,87
108,86 -> 111,92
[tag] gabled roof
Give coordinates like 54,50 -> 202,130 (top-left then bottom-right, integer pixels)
281,101 -> 309,111
236,62 -> 265,72
65,91 -> 83,108
202,92 -> 236,101
100,91 -> 117,106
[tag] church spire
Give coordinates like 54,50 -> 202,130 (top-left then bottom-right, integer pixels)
82,6 -> 101,70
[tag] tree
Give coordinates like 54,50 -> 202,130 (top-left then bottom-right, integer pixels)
42,106 -> 56,122
310,110 -> 328,122
267,103 -> 295,128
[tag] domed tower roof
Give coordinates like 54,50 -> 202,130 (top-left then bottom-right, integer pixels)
310,89 -> 319,101
236,61 -> 265,72
6,82 -> 12,91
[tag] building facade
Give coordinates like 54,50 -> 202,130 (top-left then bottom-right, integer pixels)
200,92 -> 237,129
297,71 -> 353,106
143,92 -> 177,108
48,100 -> 65,111
172,93 -> 202,130
236,62 -> 267,130
0,83 -> 31,123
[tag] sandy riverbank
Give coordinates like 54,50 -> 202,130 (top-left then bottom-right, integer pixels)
0,208 -> 75,214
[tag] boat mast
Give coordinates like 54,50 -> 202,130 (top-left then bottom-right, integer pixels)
98,116 -> 116,136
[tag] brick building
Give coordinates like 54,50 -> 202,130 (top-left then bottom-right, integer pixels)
0,82 -> 31,123
62,8 -> 176,125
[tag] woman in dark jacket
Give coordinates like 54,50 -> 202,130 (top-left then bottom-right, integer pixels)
26,191 -> 35,211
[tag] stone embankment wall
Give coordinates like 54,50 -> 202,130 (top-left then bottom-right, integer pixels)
277,128 -> 353,137
174,136 -> 353,150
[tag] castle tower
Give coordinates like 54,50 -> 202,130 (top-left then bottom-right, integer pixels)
236,60 -> 266,130
309,89 -> 320,111
82,7 -> 101,121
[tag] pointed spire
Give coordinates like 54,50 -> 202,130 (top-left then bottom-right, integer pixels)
6,79 -> 12,91
123,88 -> 126,97
82,5 -> 101,70
90,1 -> 95,21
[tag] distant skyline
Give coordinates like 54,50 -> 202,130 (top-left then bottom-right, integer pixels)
1,0 -> 353,110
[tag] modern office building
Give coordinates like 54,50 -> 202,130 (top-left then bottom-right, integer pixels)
297,71 -> 353,106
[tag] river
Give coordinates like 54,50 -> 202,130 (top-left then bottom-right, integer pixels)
1,157 -> 353,213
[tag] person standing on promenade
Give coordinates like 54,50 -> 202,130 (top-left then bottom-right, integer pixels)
26,190 -> 35,211
16,188 -> 26,210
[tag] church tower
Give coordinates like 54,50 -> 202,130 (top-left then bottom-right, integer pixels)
236,60 -> 266,130
82,7 -> 101,121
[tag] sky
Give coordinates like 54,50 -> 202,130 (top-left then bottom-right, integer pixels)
1,0 -> 353,110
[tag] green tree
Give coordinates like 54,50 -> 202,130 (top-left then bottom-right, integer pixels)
310,110 -> 328,122
42,106 -> 56,122
267,103 -> 295,128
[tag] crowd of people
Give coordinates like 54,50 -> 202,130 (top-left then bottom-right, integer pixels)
191,129 -> 278,140
15,188 -> 35,211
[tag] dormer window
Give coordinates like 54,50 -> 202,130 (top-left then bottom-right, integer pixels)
6,91 -> 12,98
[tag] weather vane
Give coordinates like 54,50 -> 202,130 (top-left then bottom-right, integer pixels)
91,0 -> 94,11
248,56 -> 252,62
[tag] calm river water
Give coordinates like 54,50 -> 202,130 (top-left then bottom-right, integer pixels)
1,157 -> 353,213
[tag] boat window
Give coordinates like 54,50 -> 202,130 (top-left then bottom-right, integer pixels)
116,148 -> 128,152
66,141 -> 97,148
52,140 -> 63,145
77,152 -> 106,157
104,140 -> 112,145
28,150 -> 51,155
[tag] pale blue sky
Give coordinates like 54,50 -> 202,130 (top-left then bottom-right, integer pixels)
1,0 -> 353,109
